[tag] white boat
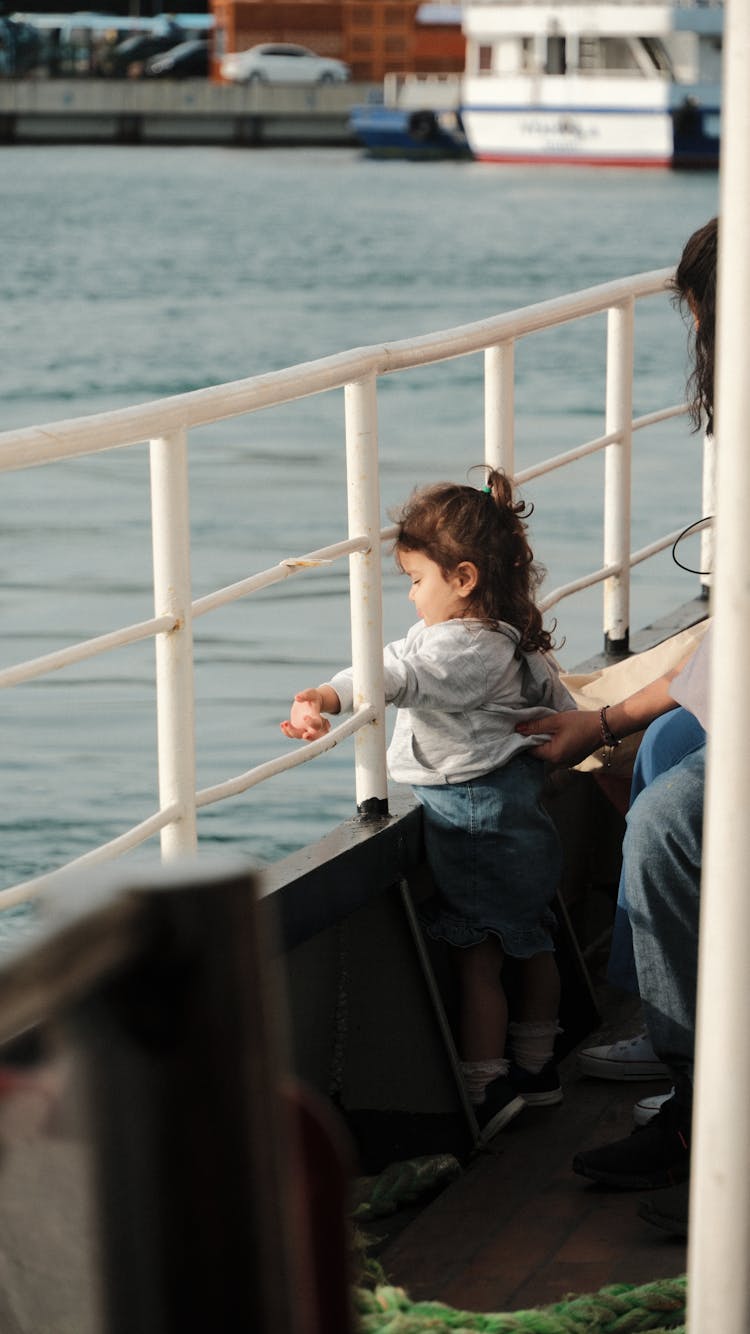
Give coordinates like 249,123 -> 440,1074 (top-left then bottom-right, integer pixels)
460,0 -> 722,167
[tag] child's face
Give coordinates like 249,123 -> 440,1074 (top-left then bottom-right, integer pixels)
399,549 -> 473,626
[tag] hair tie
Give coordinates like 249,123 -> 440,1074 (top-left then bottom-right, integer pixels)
481,484 -> 492,494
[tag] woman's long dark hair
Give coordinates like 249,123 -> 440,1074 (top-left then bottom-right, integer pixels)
670,215 -> 717,435
393,468 -> 555,653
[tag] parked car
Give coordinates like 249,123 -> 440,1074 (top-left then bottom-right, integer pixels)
0,16 -> 42,76
144,38 -> 209,78
109,18 -> 186,77
220,42 -> 350,86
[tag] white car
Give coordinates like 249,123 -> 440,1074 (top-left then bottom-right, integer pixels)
220,42 -> 350,85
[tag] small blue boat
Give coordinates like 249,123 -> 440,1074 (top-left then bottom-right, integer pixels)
349,102 -> 472,160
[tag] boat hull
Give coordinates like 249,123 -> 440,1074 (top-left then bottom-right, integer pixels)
461,102 -> 719,168
349,103 -> 472,159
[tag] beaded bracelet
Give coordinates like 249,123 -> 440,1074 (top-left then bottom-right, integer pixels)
599,705 -> 621,766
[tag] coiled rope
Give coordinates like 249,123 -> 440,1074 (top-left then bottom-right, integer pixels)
352,1157 -> 686,1333
355,1276 -> 687,1333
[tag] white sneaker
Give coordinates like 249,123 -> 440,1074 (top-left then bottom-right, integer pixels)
633,1087 -> 675,1126
576,1030 -> 670,1081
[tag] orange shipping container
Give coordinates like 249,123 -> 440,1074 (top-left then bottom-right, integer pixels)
211,0 -> 464,83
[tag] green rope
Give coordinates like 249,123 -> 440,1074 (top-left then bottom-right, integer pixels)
350,1156 -> 686,1333
354,1276 -> 687,1334
353,1155 -> 463,1221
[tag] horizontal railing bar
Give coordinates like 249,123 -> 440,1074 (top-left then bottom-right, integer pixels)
0,803 -> 182,909
515,429 -> 620,485
516,404 -> 687,487
540,562 -> 620,611
191,535 -> 371,619
0,270 -> 672,474
1,513 -> 706,691
0,507 -> 708,695
630,517 -> 712,568
632,402 -> 688,432
0,614 -> 178,689
541,515 -> 714,610
196,705 -> 377,808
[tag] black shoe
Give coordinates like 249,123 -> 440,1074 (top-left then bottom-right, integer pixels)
474,1075 -> 526,1142
572,1097 -> 690,1190
508,1060 -> 563,1106
637,1179 -> 689,1237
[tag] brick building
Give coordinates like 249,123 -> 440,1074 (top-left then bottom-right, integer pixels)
211,1 -> 465,82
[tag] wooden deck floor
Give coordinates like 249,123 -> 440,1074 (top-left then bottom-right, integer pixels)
376,991 -> 686,1316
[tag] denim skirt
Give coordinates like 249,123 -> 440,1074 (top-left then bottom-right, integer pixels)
414,751 -> 561,956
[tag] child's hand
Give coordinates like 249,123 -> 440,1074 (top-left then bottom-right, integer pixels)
280,689 -> 332,742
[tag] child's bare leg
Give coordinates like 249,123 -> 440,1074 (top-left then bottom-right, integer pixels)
509,950 -> 561,1074
458,935 -> 507,1061
457,938 -> 527,1132
517,950 -> 560,1022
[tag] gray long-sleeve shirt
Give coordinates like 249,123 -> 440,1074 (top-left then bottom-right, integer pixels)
327,618 -> 576,786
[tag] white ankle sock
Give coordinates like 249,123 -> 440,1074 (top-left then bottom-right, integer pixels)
509,1021 -> 561,1074
460,1057 -> 509,1105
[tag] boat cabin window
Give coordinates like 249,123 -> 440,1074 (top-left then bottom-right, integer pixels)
545,34 -> 566,75
577,36 -> 644,74
476,36 -> 538,76
640,36 -> 673,75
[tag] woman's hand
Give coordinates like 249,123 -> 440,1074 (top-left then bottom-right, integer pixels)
516,710 -> 602,765
280,688 -> 332,742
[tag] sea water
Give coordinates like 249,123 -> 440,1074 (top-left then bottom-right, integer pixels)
1,144 -> 718,900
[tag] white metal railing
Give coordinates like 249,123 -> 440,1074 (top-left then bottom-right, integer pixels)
0,266 -> 704,909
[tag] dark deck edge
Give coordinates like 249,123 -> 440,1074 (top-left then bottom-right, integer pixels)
575,595 -> 709,674
255,792 -> 423,951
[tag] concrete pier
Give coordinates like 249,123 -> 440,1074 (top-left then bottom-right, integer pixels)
0,78 -> 378,146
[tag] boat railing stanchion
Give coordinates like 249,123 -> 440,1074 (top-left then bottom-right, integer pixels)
484,339 -> 515,478
603,298 -> 635,656
700,429 -> 715,601
344,373 -> 388,819
690,0 -> 750,1326
149,427 -> 198,858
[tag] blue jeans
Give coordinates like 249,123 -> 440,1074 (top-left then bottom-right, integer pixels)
621,738 -> 705,1090
607,708 -> 706,993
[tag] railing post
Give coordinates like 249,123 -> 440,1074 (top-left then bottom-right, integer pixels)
150,428 -> 198,858
701,431 -> 715,600
344,375 -> 388,817
602,300 -> 634,655
484,341 -> 515,477
689,0 -> 750,1326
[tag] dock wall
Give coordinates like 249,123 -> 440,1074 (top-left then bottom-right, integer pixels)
0,78 -> 379,146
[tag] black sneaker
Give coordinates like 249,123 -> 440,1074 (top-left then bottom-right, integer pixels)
572,1096 -> 690,1189
508,1060 -> 563,1106
637,1179 -> 689,1237
474,1074 -> 526,1142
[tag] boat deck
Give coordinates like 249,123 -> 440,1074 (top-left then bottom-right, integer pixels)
374,986 -> 685,1315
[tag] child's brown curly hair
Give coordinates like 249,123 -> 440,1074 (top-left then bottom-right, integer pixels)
393,468 -> 555,653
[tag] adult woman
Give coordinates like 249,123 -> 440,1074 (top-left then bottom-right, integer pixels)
518,216 -> 718,1238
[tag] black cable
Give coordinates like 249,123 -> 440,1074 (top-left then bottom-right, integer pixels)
671,515 -> 713,575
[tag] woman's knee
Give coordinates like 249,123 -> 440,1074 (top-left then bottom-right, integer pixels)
624,748 -> 705,903
634,708 -> 706,789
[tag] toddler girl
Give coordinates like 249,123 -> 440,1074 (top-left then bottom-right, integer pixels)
281,469 -> 575,1141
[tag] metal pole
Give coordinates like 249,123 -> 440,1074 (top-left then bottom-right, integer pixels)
688,2 -> 750,1329
700,431 -> 715,599
602,300 -> 634,655
149,429 -> 198,858
484,341 -> 515,477
344,376 -> 388,816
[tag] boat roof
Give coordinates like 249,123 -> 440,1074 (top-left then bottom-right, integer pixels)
462,0 -> 723,37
